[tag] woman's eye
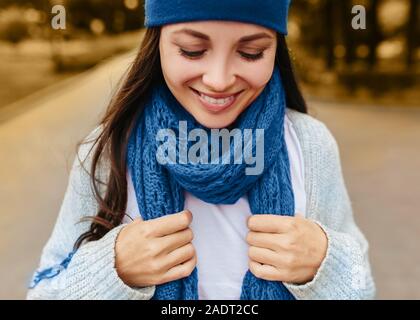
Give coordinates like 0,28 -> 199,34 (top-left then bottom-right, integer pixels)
178,48 -> 206,59
239,51 -> 264,61
178,48 -> 264,61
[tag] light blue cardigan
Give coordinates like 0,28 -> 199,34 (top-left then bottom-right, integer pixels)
26,108 -> 376,300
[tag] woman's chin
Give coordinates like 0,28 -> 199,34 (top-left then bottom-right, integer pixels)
193,113 -> 238,129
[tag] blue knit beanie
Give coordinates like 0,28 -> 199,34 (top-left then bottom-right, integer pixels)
144,0 -> 292,35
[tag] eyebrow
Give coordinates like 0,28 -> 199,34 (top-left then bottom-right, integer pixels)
172,28 -> 274,43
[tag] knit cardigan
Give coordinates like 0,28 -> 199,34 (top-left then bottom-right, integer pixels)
26,108 -> 376,300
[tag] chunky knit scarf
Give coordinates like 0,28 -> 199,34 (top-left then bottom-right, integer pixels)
126,65 -> 295,300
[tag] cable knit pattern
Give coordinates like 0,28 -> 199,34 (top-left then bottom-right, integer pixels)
26,108 -> 376,300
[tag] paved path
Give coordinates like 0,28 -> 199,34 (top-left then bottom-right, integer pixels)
0,53 -> 419,299
0,51 -> 137,299
312,101 -> 420,299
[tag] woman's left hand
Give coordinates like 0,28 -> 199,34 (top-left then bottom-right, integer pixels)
246,214 -> 328,285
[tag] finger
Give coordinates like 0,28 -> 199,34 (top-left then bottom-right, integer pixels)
246,231 -> 295,252
246,231 -> 284,251
247,214 -> 295,233
161,243 -> 195,270
249,260 -> 286,281
158,227 -> 194,254
161,254 -> 197,284
149,210 -> 193,237
248,246 -> 280,267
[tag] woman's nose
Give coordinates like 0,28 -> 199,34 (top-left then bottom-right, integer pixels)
201,59 -> 236,93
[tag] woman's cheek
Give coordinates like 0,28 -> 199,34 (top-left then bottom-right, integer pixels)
234,54 -> 276,87
166,58 -> 202,84
238,68 -> 273,89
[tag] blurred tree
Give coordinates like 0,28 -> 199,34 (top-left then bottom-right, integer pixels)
0,0 -> 46,9
289,0 -> 419,95
367,0 -> 380,68
340,0 -> 356,66
324,0 -> 335,69
0,6 -> 31,47
289,0 -> 325,56
0,19 -> 29,45
292,0 -> 418,70
0,0 -> 145,34
406,0 -> 419,67
66,0 -> 145,34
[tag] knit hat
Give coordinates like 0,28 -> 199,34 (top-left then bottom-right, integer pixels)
144,0 -> 292,35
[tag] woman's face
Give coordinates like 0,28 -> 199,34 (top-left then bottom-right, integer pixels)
159,21 -> 277,129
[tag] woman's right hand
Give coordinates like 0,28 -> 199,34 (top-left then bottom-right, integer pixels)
115,210 -> 196,288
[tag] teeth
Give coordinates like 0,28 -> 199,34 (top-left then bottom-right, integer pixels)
200,93 -> 234,105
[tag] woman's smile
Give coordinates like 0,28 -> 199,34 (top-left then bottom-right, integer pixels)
190,87 -> 244,113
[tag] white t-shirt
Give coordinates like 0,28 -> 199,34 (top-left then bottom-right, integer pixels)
124,114 -> 306,299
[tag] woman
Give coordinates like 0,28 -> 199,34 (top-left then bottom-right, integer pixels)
27,0 -> 375,300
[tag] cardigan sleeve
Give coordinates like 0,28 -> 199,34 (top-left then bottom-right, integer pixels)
26,128 -> 155,300
283,113 -> 376,299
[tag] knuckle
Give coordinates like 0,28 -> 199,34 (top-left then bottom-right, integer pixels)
246,232 -> 253,244
179,269 -> 188,279
182,211 -> 191,226
191,254 -> 197,265
249,262 -> 261,278
188,261 -> 196,274
247,216 -> 254,229
284,253 -> 297,267
248,246 -> 256,259
145,242 -> 159,257
284,236 -> 296,249
148,260 -> 162,274
181,265 -> 192,278
186,243 -> 195,257
158,274 -> 168,285
187,228 -> 194,241
140,222 -> 153,238
248,260 -> 255,271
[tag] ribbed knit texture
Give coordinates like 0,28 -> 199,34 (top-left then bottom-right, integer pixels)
26,109 -> 376,300
126,65 -> 295,300
144,0 -> 291,35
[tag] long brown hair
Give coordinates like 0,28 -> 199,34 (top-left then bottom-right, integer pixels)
74,27 -> 307,249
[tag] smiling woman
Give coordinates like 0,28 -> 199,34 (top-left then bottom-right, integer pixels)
27,0 -> 375,301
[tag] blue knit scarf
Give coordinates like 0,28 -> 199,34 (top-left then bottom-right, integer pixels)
126,65 -> 295,300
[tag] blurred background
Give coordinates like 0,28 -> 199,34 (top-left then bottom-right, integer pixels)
0,0 -> 419,299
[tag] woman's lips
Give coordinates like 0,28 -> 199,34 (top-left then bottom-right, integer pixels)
190,88 -> 243,113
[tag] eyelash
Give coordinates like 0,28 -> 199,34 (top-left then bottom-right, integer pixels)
178,48 -> 265,61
